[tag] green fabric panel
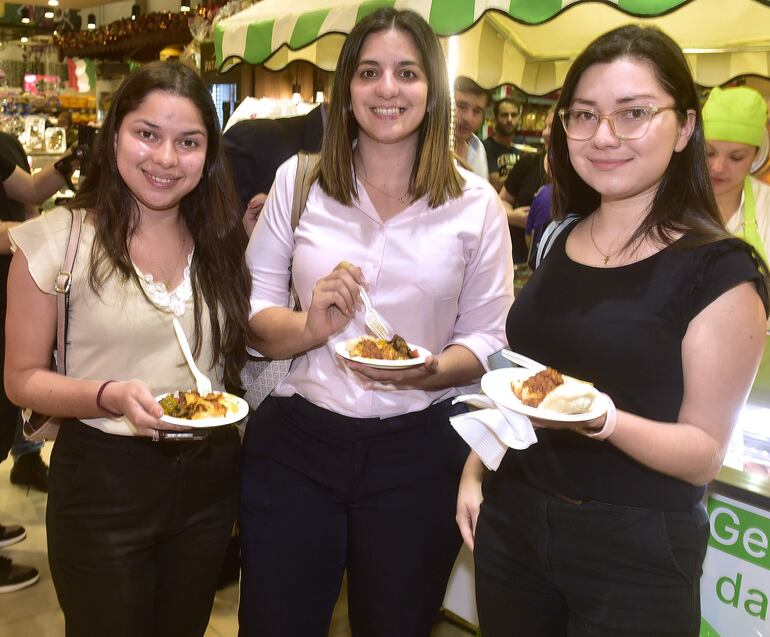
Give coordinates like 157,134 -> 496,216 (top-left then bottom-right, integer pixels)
85,59 -> 97,91
616,0 -> 688,14
214,24 -> 224,67
290,9 -> 331,49
244,19 -> 276,65
355,0 -> 396,23
428,0 -> 475,34
506,0 -> 564,24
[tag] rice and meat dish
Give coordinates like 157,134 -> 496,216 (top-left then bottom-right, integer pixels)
347,335 -> 418,360
159,391 -> 239,420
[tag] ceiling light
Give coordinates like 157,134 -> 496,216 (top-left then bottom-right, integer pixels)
48,0 -> 59,6
131,4 -> 140,20
44,10 -> 55,19
87,13 -> 96,29
180,1 -> 191,13
20,36 -> 29,43
21,8 -> 30,24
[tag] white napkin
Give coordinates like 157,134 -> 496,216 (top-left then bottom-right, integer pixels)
450,394 -> 538,471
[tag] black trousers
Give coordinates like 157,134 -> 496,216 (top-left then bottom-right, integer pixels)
47,420 -> 240,637
238,395 -> 469,637
475,475 -> 710,637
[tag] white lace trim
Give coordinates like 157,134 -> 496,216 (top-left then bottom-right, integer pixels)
134,251 -> 194,317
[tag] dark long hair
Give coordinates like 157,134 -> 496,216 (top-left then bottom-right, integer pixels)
71,61 -> 250,390
550,25 -> 726,250
318,7 -> 463,207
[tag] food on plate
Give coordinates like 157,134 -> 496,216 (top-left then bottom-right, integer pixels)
512,367 -> 564,407
159,391 -> 240,420
346,335 -> 419,360
511,367 -> 598,414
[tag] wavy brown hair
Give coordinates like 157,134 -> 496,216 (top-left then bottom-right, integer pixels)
318,7 -> 463,208
71,61 -> 250,389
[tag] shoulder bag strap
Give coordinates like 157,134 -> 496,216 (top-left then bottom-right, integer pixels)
535,213 -> 581,269
291,151 -> 320,232
53,208 -> 83,375
288,153 -> 320,309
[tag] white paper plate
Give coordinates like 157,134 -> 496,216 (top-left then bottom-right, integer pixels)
335,339 -> 431,370
156,391 -> 249,428
481,368 -> 607,423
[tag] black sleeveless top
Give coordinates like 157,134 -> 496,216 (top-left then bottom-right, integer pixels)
503,224 -> 766,510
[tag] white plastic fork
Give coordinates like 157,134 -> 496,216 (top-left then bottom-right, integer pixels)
172,317 -> 213,395
357,284 -> 395,341
501,349 -> 547,372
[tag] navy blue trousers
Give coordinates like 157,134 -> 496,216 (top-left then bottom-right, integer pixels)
238,395 -> 469,637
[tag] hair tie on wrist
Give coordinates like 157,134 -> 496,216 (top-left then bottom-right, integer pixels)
96,380 -> 122,418
583,395 -> 617,441
54,155 -> 76,190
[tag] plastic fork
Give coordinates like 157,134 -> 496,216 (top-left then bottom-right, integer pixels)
172,317 -> 213,395
501,349 -> 547,372
357,284 -> 395,341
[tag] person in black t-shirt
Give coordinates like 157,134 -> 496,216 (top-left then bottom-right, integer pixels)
459,26 -> 769,637
483,97 -> 521,191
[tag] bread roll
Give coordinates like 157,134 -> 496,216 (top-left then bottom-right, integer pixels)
539,382 -> 599,414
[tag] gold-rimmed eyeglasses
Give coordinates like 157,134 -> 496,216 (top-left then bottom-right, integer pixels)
558,105 -> 677,141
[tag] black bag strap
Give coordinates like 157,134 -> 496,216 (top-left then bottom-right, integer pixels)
53,208 -> 83,375
534,212 -> 581,269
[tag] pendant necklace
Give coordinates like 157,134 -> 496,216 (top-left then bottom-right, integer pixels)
143,235 -> 188,288
358,162 -> 410,205
589,214 -> 625,265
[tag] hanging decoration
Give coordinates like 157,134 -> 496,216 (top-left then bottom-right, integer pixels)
66,57 -> 94,92
180,13 -> 211,72
53,11 -> 195,62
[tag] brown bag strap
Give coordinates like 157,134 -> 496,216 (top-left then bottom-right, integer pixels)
53,208 -> 83,375
291,151 -> 319,232
289,152 -> 319,310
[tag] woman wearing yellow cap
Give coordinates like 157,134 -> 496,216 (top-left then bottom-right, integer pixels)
703,86 -> 770,265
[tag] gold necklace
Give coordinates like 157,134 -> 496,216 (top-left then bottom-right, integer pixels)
358,163 -> 410,205
139,235 -> 188,287
589,214 -> 625,265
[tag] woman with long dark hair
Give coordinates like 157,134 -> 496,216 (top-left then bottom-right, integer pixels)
240,8 -> 513,636
5,61 -> 250,636
458,26 -> 769,636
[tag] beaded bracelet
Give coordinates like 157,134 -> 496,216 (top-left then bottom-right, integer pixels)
96,380 -> 122,418
583,394 -> 617,441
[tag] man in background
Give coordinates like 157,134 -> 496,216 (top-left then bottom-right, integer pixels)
453,77 -> 489,179
484,97 -> 521,191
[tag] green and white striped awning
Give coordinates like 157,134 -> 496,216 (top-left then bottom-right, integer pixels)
215,0 -> 770,93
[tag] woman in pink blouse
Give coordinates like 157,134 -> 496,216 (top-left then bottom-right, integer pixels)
240,8 -> 513,637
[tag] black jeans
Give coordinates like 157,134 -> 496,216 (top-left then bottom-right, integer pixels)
238,395 -> 469,637
474,476 -> 710,637
47,420 -> 240,637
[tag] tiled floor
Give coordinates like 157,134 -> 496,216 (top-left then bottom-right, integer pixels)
0,444 -> 473,637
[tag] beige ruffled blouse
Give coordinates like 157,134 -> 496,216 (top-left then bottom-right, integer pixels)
9,207 -> 225,436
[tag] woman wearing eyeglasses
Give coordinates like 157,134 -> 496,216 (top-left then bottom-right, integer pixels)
457,26 -> 769,636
